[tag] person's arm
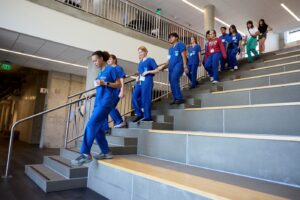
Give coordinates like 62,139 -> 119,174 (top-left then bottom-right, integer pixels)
157,61 -> 169,71
118,78 -> 125,98
181,48 -> 188,74
97,79 -> 121,88
219,39 -> 227,59
142,59 -> 160,76
198,45 -> 202,65
86,93 -> 96,100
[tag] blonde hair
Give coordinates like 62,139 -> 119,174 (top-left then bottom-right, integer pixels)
138,46 -> 148,53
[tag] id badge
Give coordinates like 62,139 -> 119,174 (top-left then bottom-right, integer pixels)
139,75 -> 145,82
232,36 -> 236,40
94,80 -> 98,87
210,49 -> 215,53
167,55 -> 171,60
222,39 -> 225,42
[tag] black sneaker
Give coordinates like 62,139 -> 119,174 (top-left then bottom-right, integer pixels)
71,154 -> 92,166
132,116 -> 143,123
175,99 -> 185,105
142,118 -> 153,122
169,101 -> 176,105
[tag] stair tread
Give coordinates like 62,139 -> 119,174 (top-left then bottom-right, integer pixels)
27,164 -> 66,181
47,155 -> 87,169
99,155 -> 300,200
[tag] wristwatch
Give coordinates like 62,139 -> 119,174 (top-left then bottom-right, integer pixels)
106,82 -> 110,86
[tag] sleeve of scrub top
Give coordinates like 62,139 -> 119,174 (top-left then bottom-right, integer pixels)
118,66 -> 126,78
110,67 -> 118,82
218,38 -> 227,59
179,42 -> 186,53
150,58 -> 158,70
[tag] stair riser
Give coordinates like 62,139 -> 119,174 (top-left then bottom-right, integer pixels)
237,63 -> 300,78
199,85 -> 300,107
107,136 -> 138,146
87,162 -> 204,200
134,131 -> 300,187
222,71 -> 300,90
173,105 -> 300,135
128,122 -> 173,130
254,56 -> 300,68
75,141 -> 137,155
43,156 -> 88,178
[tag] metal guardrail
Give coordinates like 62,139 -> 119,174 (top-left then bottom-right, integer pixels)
57,0 -> 205,45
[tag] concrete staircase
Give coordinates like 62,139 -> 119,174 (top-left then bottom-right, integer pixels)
25,46 -> 300,198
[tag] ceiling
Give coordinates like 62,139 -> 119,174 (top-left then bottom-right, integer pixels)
130,0 -> 300,35
0,28 -> 91,76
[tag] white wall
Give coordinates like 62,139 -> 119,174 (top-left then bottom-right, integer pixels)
264,32 -> 280,52
0,0 -> 168,64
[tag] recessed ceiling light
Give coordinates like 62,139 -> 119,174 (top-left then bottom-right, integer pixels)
0,48 -> 88,69
281,3 -> 300,22
182,0 -> 245,35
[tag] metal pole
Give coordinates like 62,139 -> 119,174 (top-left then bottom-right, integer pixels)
64,101 -> 72,148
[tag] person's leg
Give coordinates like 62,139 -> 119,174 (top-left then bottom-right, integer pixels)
247,38 -> 254,63
204,55 -> 213,77
187,64 -> 193,85
169,65 -> 184,101
132,84 -> 143,117
109,107 -> 123,126
220,56 -> 226,71
261,37 -> 266,53
212,53 -> 221,81
191,64 -> 198,87
141,80 -> 153,120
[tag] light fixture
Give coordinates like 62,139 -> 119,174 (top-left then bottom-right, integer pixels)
182,0 -> 245,35
281,3 -> 300,22
0,48 -> 88,69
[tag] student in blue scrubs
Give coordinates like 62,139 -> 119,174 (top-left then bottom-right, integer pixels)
132,46 -> 160,123
219,27 -> 231,71
228,25 -> 242,71
71,51 -> 121,166
159,32 -> 188,105
104,54 -> 127,128
187,36 -> 201,89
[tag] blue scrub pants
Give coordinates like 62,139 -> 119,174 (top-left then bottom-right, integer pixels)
80,100 -> 117,155
187,64 -> 198,88
102,97 -> 123,130
204,52 -> 221,81
220,54 -> 228,71
132,78 -> 153,120
228,47 -> 238,69
169,64 -> 184,101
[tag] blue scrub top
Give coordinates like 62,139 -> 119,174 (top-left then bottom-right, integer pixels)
168,41 -> 186,68
95,66 -> 119,106
187,44 -> 201,65
219,33 -> 232,49
115,65 -> 126,79
230,33 -> 242,47
138,57 -> 158,79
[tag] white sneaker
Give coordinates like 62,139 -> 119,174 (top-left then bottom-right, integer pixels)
212,80 -> 219,84
114,121 -> 126,128
234,66 -> 238,70
210,77 -> 214,82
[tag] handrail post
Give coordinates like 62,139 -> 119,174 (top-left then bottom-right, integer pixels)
2,123 -> 17,178
64,100 -> 72,148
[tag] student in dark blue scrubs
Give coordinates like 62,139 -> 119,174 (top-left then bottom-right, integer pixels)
71,51 -> 121,166
104,54 -> 127,129
187,36 -> 201,89
219,27 -> 231,71
228,25 -> 242,71
159,32 -> 188,105
132,46 -> 160,123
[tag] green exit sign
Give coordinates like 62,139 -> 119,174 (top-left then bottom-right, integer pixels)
1,63 -> 12,71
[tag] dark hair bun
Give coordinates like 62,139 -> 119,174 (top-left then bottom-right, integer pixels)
92,50 -> 110,62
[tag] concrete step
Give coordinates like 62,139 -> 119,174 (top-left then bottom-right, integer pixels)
43,155 -> 88,178
122,130 -> 300,188
221,69 -> 300,90
236,61 -> 300,79
106,135 -> 137,146
125,115 -> 174,123
88,155 -> 300,200
25,164 -> 87,192
198,83 -> 300,107
127,121 -> 173,130
173,102 -> 300,135
254,54 -> 300,68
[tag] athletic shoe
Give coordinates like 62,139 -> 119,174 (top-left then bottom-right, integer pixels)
212,80 -> 219,84
175,99 -> 185,105
114,121 -> 126,128
210,77 -> 214,81
71,154 -> 92,166
93,152 -> 113,160
234,66 -> 238,70
132,116 -> 143,123
169,101 -> 176,105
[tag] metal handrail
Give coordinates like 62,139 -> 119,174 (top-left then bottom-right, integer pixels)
2,97 -> 87,178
